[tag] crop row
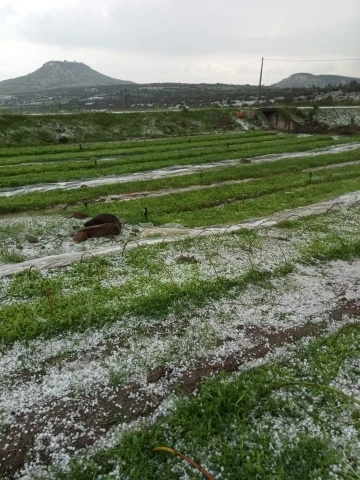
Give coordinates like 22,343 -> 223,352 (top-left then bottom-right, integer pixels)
0,148 -> 359,214
0,136 -> 351,188
0,133 -> 287,168
0,130 -> 274,159
86,164 -> 360,226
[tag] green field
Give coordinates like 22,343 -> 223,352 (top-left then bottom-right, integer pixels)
0,133 -> 353,189
0,127 -> 359,479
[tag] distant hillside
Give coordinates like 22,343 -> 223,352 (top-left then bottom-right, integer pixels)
272,73 -> 360,89
0,61 -> 135,94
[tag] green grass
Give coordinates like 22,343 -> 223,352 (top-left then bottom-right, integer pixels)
0,132 -> 359,346
0,130 -> 273,158
0,206 -> 359,346
0,130 -> 274,159
0,143 -> 359,215
55,326 -> 360,479
85,165 -> 360,226
0,135 -> 348,188
0,264 -> 274,346
0,224 -> 27,263
0,109 -> 264,147
280,214 -> 360,264
0,243 -> 25,263
0,131 -> 279,165
0,125 -> 359,479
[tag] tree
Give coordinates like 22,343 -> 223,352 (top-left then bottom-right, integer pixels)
348,80 -> 360,92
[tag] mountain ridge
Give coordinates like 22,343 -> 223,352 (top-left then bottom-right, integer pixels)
272,72 -> 360,89
0,61 -> 135,94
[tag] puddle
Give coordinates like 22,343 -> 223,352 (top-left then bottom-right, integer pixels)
1,143 -> 360,198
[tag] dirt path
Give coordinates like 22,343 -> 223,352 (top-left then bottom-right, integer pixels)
1,142 -> 359,198
0,190 -> 359,278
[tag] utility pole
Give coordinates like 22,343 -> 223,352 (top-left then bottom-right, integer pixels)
124,89 -> 129,108
257,57 -> 264,107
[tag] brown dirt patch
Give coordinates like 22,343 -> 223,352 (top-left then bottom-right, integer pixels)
177,323 -> 322,393
330,298 -> 360,322
0,383 -> 162,479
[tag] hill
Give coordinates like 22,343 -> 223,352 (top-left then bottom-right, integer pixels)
0,61 -> 135,94
272,73 -> 360,89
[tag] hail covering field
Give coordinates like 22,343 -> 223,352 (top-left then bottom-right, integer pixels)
0,129 -> 359,479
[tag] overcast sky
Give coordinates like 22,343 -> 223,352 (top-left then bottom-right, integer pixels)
1,0 -> 359,85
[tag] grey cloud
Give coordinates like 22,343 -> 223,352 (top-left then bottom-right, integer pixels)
14,0 -> 360,57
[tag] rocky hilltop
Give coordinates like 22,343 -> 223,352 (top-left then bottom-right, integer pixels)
0,61 -> 135,94
272,72 -> 359,89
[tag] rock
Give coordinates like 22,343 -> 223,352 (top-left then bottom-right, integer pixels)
71,212 -> 88,220
27,235 -> 39,244
74,222 -> 121,242
84,213 -> 120,227
239,158 -> 251,164
74,231 -> 88,243
82,223 -> 121,238
16,244 -> 23,250
58,135 -> 70,144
